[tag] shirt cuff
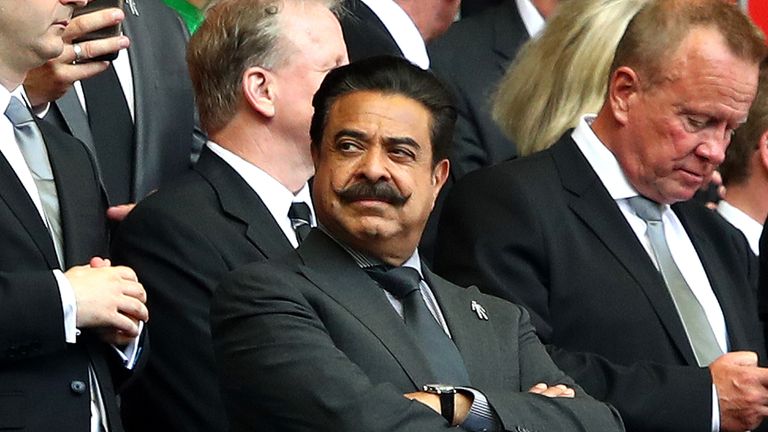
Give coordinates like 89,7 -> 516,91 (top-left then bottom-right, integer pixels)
456,386 -> 501,432
112,320 -> 144,369
53,269 -> 78,343
712,383 -> 720,432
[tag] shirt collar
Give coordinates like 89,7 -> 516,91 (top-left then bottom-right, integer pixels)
571,115 -> 642,201
516,0 -> 546,38
206,140 -> 314,225
320,225 -> 423,277
359,0 -> 430,69
716,200 -> 762,255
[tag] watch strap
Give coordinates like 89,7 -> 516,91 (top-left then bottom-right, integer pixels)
439,391 -> 455,424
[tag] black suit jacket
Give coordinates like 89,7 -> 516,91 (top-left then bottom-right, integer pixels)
0,118 -> 128,431
45,0 -> 203,203
112,147 -> 296,432
211,229 -> 624,432
428,0 -> 527,180
339,0 -> 404,62
434,134 -> 765,432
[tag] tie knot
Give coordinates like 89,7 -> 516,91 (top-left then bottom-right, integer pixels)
365,265 -> 421,299
627,195 -> 663,222
5,96 -> 34,127
288,202 -> 312,224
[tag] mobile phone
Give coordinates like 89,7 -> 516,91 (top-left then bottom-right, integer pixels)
72,0 -> 125,62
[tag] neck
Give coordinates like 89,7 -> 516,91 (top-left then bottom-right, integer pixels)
530,0 -> 559,19
212,120 -> 313,194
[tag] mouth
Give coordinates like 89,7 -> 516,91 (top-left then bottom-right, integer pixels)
53,18 -> 70,29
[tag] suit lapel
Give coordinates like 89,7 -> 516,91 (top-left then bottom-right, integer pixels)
297,231 -> 436,388
423,268 -> 503,387
195,148 -> 294,258
53,88 -> 96,154
0,146 -> 59,268
552,137 -> 698,365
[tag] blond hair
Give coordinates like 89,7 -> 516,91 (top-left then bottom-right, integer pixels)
492,0 -> 649,156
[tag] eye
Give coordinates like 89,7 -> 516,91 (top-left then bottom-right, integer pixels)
389,146 -> 416,161
684,115 -> 708,131
336,140 -> 363,153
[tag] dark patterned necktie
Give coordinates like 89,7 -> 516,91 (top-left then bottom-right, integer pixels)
288,202 -> 312,244
366,265 -> 470,384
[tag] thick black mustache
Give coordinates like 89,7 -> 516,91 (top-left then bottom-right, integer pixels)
337,181 -> 409,207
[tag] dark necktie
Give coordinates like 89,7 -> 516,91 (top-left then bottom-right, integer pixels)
288,202 -> 312,244
366,266 -> 470,384
5,96 -> 64,266
81,62 -> 134,204
628,195 -> 722,366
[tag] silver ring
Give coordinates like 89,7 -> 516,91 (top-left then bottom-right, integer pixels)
72,43 -> 83,63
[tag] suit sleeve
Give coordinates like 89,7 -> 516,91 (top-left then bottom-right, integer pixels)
482,301 -> 625,432
0,271 -> 68,363
434,171 -> 713,432
111,200 -> 230,422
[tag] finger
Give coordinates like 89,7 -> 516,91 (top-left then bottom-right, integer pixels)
117,296 -> 149,323
69,36 -> 129,64
729,351 -> 759,367
64,7 -> 125,42
106,203 -> 136,222
112,265 -> 139,283
107,311 -> 141,337
528,383 -> 548,394
116,279 -> 147,303
55,59 -> 109,83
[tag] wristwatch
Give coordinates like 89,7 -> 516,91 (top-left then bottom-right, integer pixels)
422,384 -> 456,424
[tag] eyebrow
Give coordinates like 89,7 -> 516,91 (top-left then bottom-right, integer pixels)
333,129 -> 421,149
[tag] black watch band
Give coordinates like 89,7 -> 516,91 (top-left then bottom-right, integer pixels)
422,384 -> 456,424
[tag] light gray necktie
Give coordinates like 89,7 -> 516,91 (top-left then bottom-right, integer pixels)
628,196 -> 722,366
5,96 -> 64,266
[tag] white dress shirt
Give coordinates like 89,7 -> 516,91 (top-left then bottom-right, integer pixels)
716,200 -> 762,256
516,0 -> 546,38
572,115 -> 725,431
360,0 -> 430,69
206,141 -> 315,248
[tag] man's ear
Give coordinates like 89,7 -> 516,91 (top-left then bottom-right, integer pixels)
607,66 -> 641,126
242,67 -> 276,118
430,158 -> 450,205
758,128 -> 768,172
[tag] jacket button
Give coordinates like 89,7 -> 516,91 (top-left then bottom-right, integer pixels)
70,380 -> 87,395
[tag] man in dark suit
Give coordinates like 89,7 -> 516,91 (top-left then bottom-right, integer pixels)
24,0 -> 203,218
110,0 -> 348,430
0,0 -> 148,430
435,1 -> 768,431
339,0 -> 459,68
211,55 -> 623,432
429,0 -> 559,180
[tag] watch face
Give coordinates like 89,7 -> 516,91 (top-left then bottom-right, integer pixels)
422,384 -> 457,394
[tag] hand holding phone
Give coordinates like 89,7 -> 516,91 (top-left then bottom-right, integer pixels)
22,4 -> 129,107
72,0 -> 126,62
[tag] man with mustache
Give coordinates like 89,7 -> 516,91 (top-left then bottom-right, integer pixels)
210,55 -> 624,432
436,1 -> 768,431
0,0 -> 148,430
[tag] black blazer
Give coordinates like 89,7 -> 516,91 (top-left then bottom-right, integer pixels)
211,229 -> 624,432
435,134 -> 765,432
339,0 -> 404,62
0,119 -> 127,431
112,147 -> 296,432
428,0 -> 528,180
45,0 -> 203,203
